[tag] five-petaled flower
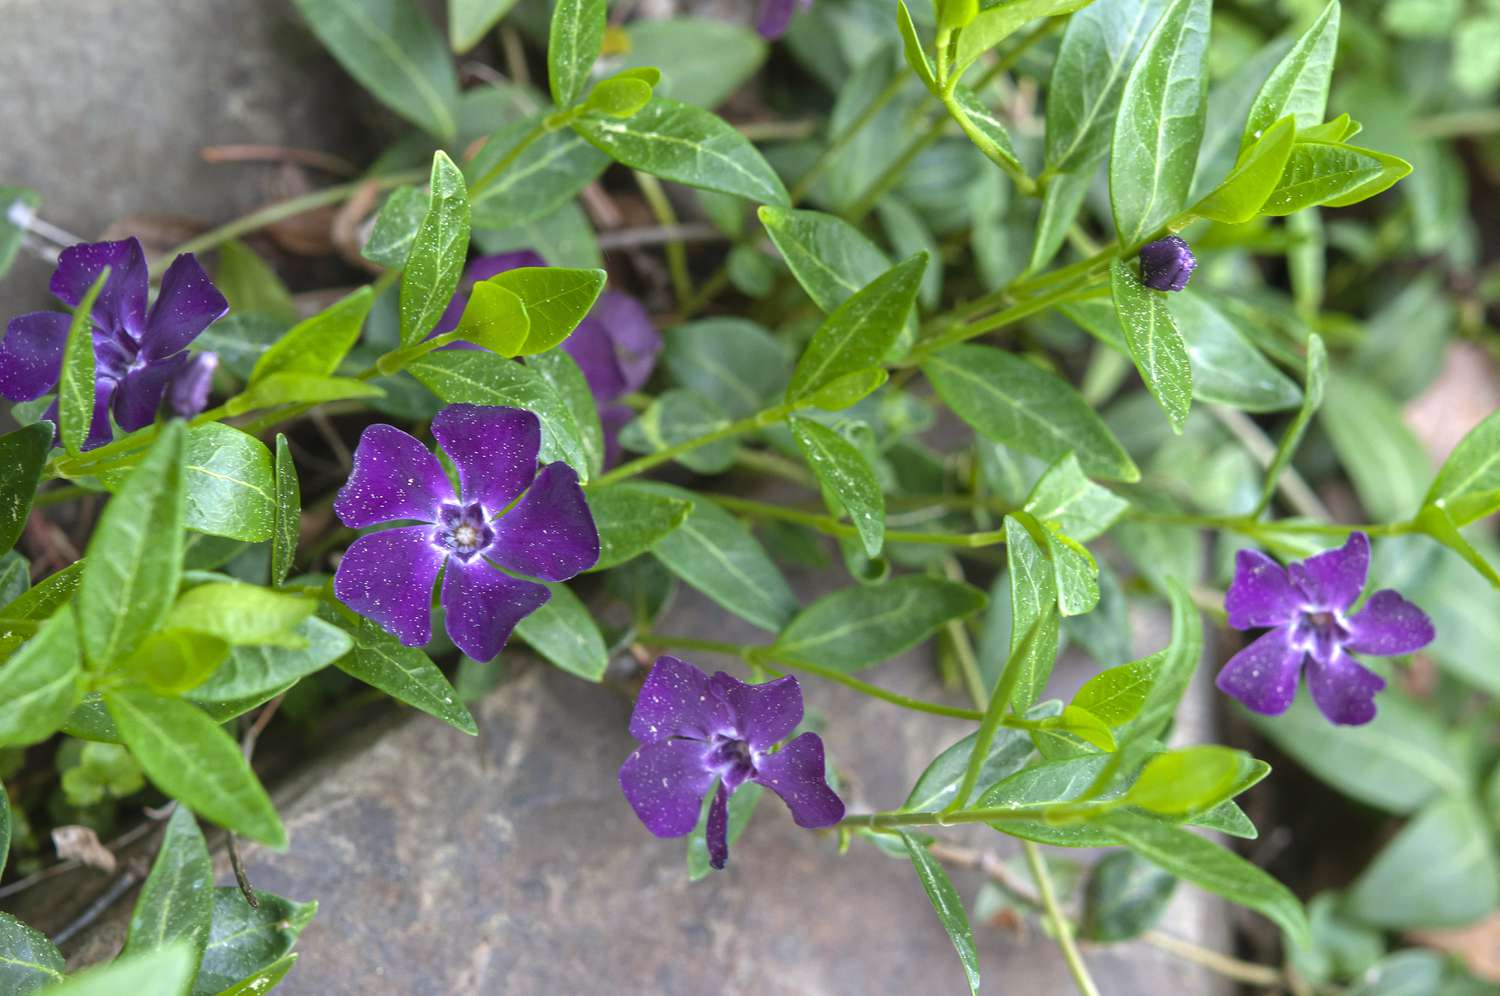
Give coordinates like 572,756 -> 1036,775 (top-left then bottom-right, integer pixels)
758,0 -> 813,38
333,404 -> 600,662
0,237 -> 227,448
1217,533 -> 1434,726
1139,235 -> 1197,292
619,656 -> 844,869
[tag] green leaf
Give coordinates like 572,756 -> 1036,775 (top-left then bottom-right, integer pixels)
105,687 -> 285,847
790,416 -> 885,557
1081,851 -> 1177,942
226,374 -> 383,417
185,617 -> 351,704
1169,292 -> 1302,412
191,889 -> 316,996
1003,516 -> 1062,708
1125,580 -> 1201,741
954,0 -> 1093,81
0,777 -> 8,878
1045,0 -> 1167,172
619,389 -> 737,474
1242,0 -> 1340,150
1347,794 -> 1500,929
1028,166 -> 1094,273
1103,811 -> 1309,944
213,953 -> 299,996
114,630 -> 229,696
1071,652 -> 1160,727
573,98 -> 789,206
483,266 -> 604,356
758,206 -> 894,315
272,435 -> 299,588
0,188 -> 39,282
448,280 -> 529,355
78,421 -> 186,666
38,945 -> 195,996
663,318 -> 788,420
923,344 -> 1139,481
1023,453 -> 1128,542
124,806 -> 213,975
58,269 -> 109,455
408,350 -> 590,477
1108,0 -> 1211,246
468,120 -> 609,231
1258,334 -> 1327,512
586,484 -> 693,571
614,19 -> 764,110
180,425 -> 277,543
1260,143 -> 1412,216
903,726 -> 1035,812
1424,408 -> 1500,526
0,912 -> 64,994
166,583 -> 314,647
214,240 -> 297,323
1412,504 -> 1500,588
1321,373 -> 1428,522
291,0 -> 458,140
514,583 -> 607,681
449,0 -> 519,52
899,832 -> 980,995
805,368 -> 889,411
0,552 -> 27,606
249,286 -> 372,383
642,483 -> 797,632
897,0 -> 938,93
548,0 -> 605,107
527,349 -> 604,480
399,152 -> 470,345
362,186 -> 427,268
0,608 -> 81,747
947,86 -> 1022,176
338,615 -> 478,732
772,576 -> 986,674
1109,259 -> 1192,432
0,422 -> 52,552
1123,745 -> 1259,816
787,255 -> 926,402
1192,116 -> 1296,224
584,77 -> 654,119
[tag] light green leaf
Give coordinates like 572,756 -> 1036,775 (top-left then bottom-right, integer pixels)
614,19 -> 764,109
449,280 -> 529,355
1347,794 -> 1500,929
399,152 -> 470,345
1242,0 -> 1340,150
191,890 -> 316,996
527,348 -> 604,480
787,254 -> 926,402
38,945 -> 195,996
0,607 -> 81,747
1423,408 -> 1500,526
805,368 -> 889,411
548,0 -> 605,107
124,807 -> 213,975
59,270 -> 109,456
586,484 -> 693,571
114,630 -> 229,696
214,240 -> 297,323
226,374 -> 383,417
1109,258 -> 1192,431
0,422 -> 53,552
338,615 -> 477,732
1321,373 -> 1428,522
900,832 -> 980,994
166,583 -> 314,647
449,0 -> 519,52
1003,516 -> 1062,708
758,206 -> 893,314
1260,143 -> 1412,216
213,953 -> 299,996
362,186 -> 427,269
186,617 -> 350,704
1072,653 -> 1160,728
1192,116 -> 1296,224
1123,746 -> 1259,816
790,416 -> 885,557
897,0 -> 938,93
1023,453 -> 1128,543
514,583 -> 607,681
249,286 -> 372,383
663,319 -> 788,420
954,0 -> 1093,81
483,266 -> 604,356
272,435 -> 299,588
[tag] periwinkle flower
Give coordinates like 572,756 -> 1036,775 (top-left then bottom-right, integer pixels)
1138,235 -> 1197,292
332,404 -> 600,662
166,352 -> 218,420
619,656 -> 844,869
0,237 -> 228,448
1217,533 -> 1434,726
758,0 -> 813,38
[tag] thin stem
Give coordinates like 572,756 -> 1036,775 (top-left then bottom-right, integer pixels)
633,171 -> 693,311
469,120 -> 550,196
1413,106 -> 1500,138
1209,406 -> 1328,520
706,493 -> 1008,548
1131,509 -> 1414,539
909,278 -> 1109,363
1142,929 -> 1284,988
791,74 -> 908,203
1023,840 -> 1101,996
590,404 -> 794,488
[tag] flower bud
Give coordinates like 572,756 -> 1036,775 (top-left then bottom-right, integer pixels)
1139,235 -> 1197,292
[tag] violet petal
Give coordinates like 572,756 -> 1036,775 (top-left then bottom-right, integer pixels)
1289,532 -> 1369,612
719,673 -> 803,752
561,292 -> 661,401
1305,648 -> 1386,726
486,462 -> 600,581
618,738 -> 716,838
0,312 -> 70,401
430,404 -> 540,513
628,655 -> 728,743
751,732 -> 845,829
334,424 -> 452,528
1225,549 -> 1301,630
166,352 -> 218,419
1215,626 -> 1304,717
599,402 -> 633,470
706,782 -> 731,870
49,380 -> 119,452
50,238 -> 149,337
1345,589 -> 1436,657
112,353 -> 188,432
440,555 -> 550,662
757,0 -> 799,38
332,525 -> 445,647
142,253 -> 228,361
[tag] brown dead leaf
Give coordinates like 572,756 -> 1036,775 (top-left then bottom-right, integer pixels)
1410,912 -> 1500,982
52,825 -> 117,874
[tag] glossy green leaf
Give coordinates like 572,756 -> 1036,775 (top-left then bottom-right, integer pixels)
450,280 -> 529,355
899,832 -> 980,995
58,270 -> 109,456
186,617 -> 350,704
1108,0 -> 1211,246
0,422 -> 52,553
1192,116 -> 1296,224
514,583 -> 607,681
214,240 -> 297,324
614,19 -> 764,110
1423,408 -> 1500,526
548,0 -> 605,107
573,99 -> 789,206
338,615 -> 477,732
214,953 -> 299,996
948,86 -> 1022,175
758,206 -> 893,314
124,806 -> 213,975
78,421 -> 186,666
0,911 -> 65,994
1028,164 -> 1095,274
1081,851 -> 1177,942
1071,652 -> 1160,728
619,389 -> 737,474
1023,453 -> 1128,543
527,348 -> 604,480
1242,0 -> 1340,150
924,344 -> 1139,481
1123,745 -> 1258,816
903,727 -> 1035,813
249,286 -> 372,383
897,0 -> 938,93
114,629 -> 229,695
175,425 -> 276,543
1347,794 -> 1500,929
772,576 -> 985,674
105,687 -> 285,847
291,0 -> 458,140
1109,258 -> 1192,431
449,0 -> 519,52
585,77 -> 653,119
166,583 -> 313,647
226,374 -> 383,417
954,0 -> 1093,81
362,186 -> 427,268
0,607 -> 81,747
38,945 -> 195,996
484,266 -> 604,356
468,120 -> 609,231
1321,373 -> 1428,522
0,552 -> 28,607
787,254 -> 926,402
272,435 -> 299,588
1260,143 -> 1412,216
399,152 -> 470,345
663,319 -> 788,420
790,416 -> 884,557
191,889 -> 316,996
1001,516 -> 1062,708
805,368 -> 888,411
586,484 -> 693,571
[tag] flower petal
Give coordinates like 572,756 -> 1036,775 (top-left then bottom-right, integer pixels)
1289,532 -> 1369,612
112,353 -> 188,432
757,0 -> 799,38
716,672 -> 803,752
0,312 -> 70,401
628,655 -> 728,743
334,424 -> 452,528
50,238 -> 149,337
431,251 -> 547,337
1345,589 -> 1435,657
1215,626 -> 1305,717
599,402 -> 633,470
487,462 -> 599,581
618,738 -> 716,838
752,733 -> 844,829
142,253 -> 228,361
440,555 -> 549,662
706,782 -> 730,870
1225,549 -> 1301,630
1305,648 -> 1386,726
429,404 -> 540,513
333,525 -> 444,647
561,292 -> 660,401
47,381 -> 118,451
166,352 -> 218,419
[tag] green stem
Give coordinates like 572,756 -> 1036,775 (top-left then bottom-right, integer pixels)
634,171 -> 693,311
468,120 -> 550,196
706,494 -> 1008,548
30,484 -> 96,508
1024,840 -> 1102,996
940,88 -> 1037,196
909,278 -> 1109,363
791,74 -> 908,203
590,404 -> 795,488
1133,510 -> 1415,539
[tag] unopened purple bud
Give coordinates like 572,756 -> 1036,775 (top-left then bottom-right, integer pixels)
167,352 -> 218,419
1139,236 -> 1197,292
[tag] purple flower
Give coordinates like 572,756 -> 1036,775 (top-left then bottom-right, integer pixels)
332,404 -> 600,662
1217,533 -> 1434,726
1139,235 -> 1197,292
758,0 -> 813,38
0,238 -> 228,449
167,352 -> 218,419
619,656 -> 844,869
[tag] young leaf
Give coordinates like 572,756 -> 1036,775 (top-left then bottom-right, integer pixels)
805,369 -> 888,411
786,254 -> 926,402
947,86 -> 1022,176
0,422 -> 52,552
1259,143 -> 1412,216
58,269 -> 109,455
1023,453 -> 1128,542
191,889 -> 317,996
572,99 -> 790,206
166,583 -> 314,647
482,266 -> 605,356
548,0 -> 606,107
1071,652 -> 1161,728
0,607 -> 81,747
923,344 -> 1139,481
897,0 -> 938,93
450,280 -> 529,355
114,629 -> 229,696
514,582 -> 608,681
179,424 -> 277,543
1257,333 -> 1327,514
291,0 -> 459,140
450,0 -> 519,53
0,912 -> 65,993
185,617 -> 351,704
337,615 -> 477,734
899,832 -> 980,995
1122,746 -> 1259,816
249,286 -> 373,383
124,806 -> 213,974
584,76 -> 654,118
790,416 -> 885,558
771,576 -> 986,674
215,240 -> 298,323
104,687 -> 285,847
1242,0 -> 1340,150
586,484 -> 694,571
1109,0 -> 1211,246
78,421 -> 186,666
36,945 -> 195,996
1192,115 -> 1296,224
399,152 -> 470,346
1422,407 -> 1500,526
1004,516 -> 1062,709
272,435 -> 300,587
1109,258 -> 1192,432
953,0 -> 1093,81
